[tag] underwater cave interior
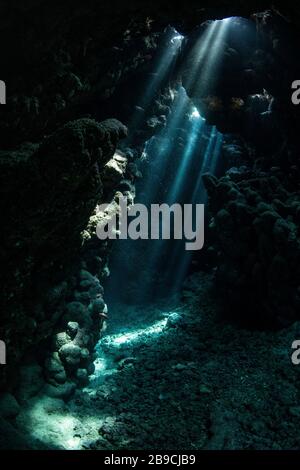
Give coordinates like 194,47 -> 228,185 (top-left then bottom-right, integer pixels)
106,18 -> 240,305
1,3 -> 300,452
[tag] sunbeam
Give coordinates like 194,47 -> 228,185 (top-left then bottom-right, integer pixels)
105,18 -> 231,303
183,18 -> 232,99
125,28 -> 184,143
167,107 -> 204,204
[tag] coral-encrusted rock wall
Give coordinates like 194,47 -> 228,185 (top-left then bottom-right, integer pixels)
0,118 -> 127,389
0,0 -> 166,392
203,169 -> 300,328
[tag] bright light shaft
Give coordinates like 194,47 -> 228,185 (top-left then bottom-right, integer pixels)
209,132 -> 223,174
162,86 -> 190,135
138,87 -> 190,267
198,19 -> 230,91
125,32 -> 184,142
164,128 -> 220,282
143,87 -> 188,153
170,130 -> 222,289
190,127 -> 222,202
137,33 -> 184,113
184,22 -> 218,90
141,86 -> 189,182
200,127 -> 218,173
167,113 -> 204,203
184,18 -> 231,97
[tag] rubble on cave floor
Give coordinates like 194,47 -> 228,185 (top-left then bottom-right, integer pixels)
12,272 -> 300,450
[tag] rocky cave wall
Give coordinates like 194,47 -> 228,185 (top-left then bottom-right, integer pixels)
0,0 -> 300,395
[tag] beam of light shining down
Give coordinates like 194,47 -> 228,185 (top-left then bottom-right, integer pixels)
134,87 -> 195,276
163,126 -> 223,293
104,86 -> 191,304
167,107 -> 204,204
143,118 -> 222,286
156,86 -> 189,141
184,18 -> 231,96
105,22 -> 227,304
207,131 -> 223,175
140,34 -> 184,109
140,86 -> 190,191
199,126 -> 218,175
125,30 -> 184,141
142,86 -> 189,162
189,127 -> 223,205
184,21 -> 218,90
197,19 -> 230,92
